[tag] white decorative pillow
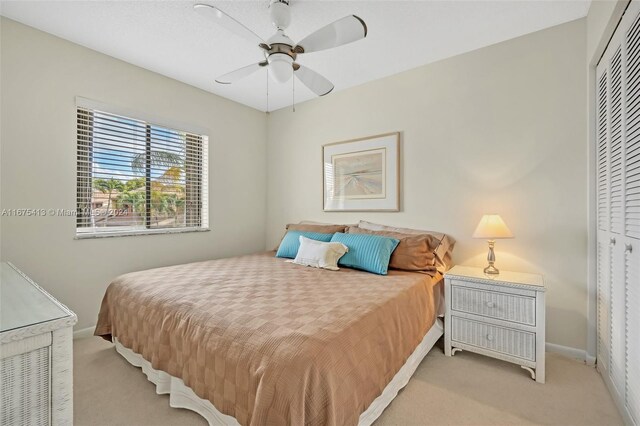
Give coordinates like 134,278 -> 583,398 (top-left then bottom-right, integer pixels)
291,236 -> 348,271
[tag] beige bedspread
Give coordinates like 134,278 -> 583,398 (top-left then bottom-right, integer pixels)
95,252 -> 442,426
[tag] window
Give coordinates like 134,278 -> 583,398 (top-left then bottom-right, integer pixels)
76,104 -> 208,238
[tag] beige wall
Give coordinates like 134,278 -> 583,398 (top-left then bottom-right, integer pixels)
0,16 -> 593,350
0,18 -> 268,330
266,19 -> 588,350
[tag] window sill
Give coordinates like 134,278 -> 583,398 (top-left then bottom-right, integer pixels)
75,227 -> 210,240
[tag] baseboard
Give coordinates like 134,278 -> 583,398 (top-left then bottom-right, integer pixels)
545,342 -> 589,363
73,326 -> 96,340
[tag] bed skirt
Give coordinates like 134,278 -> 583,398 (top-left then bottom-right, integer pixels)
114,318 -> 444,426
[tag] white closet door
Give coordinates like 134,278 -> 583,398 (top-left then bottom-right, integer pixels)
597,238 -> 611,373
625,244 -> 639,424
609,240 -> 626,400
597,2 -> 640,423
599,68 -> 611,234
625,8 -> 640,422
597,64 -> 612,374
609,44 -> 627,401
627,6 -> 640,241
625,7 -> 640,423
611,46 -> 625,236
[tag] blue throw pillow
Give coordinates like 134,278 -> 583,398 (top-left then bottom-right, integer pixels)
275,231 -> 334,259
330,232 -> 400,275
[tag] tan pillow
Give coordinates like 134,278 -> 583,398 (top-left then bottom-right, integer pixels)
347,226 -> 438,274
357,220 -> 456,272
299,220 -> 358,227
274,223 -> 348,251
286,223 -> 348,233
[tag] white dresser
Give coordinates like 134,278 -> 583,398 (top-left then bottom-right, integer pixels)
0,262 -> 77,425
444,265 -> 546,383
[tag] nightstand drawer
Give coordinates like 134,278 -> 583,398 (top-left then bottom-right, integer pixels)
451,284 -> 536,326
451,316 -> 536,361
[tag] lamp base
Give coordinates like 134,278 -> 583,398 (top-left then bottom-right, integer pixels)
484,265 -> 500,275
484,240 -> 500,275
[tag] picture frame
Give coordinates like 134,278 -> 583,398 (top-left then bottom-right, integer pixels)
323,132 -> 400,211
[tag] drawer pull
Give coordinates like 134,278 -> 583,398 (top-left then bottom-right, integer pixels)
486,334 -> 494,341
486,301 -> 496,308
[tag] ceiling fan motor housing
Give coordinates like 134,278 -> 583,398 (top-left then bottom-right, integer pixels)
269,0 -> 291,30
264,29 -> 298,83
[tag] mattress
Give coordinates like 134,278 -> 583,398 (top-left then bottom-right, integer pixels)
95,252 -> 443,426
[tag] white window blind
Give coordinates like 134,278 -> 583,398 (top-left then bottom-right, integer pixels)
76,105 -> 208,237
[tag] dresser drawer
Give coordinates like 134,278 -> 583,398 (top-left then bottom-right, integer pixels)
451,284 -> 536,326
451,316 -> 536,361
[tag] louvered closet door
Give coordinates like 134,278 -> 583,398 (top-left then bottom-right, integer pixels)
597,2 -> 640,424
596,64 -> 612,375
625,6 -> 640,422
625,244 -> 640,424
609,44 -> 627,403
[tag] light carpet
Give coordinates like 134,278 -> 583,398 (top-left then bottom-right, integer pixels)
74,337 -> 622,425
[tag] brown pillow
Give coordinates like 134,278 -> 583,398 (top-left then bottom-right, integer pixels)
286,223 -> 347,234
274,223 -> 348,251
347,226 -> 439,274
357,220 -> 456,272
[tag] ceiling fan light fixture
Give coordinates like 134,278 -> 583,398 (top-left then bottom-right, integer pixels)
268,53 -> 293,83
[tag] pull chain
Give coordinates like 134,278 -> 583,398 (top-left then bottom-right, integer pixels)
292,72 -> 296,113
266,68 -> 269,112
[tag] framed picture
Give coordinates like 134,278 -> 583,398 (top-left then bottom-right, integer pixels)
323,132 -> 400,211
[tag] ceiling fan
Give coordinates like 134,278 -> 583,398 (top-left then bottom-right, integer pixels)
194,0 -> 368,97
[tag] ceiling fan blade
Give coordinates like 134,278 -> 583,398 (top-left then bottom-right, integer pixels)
216,62 -> 267,84
294,15 -> 367,54
194,4 -> 267,48
294,65 -> 334,96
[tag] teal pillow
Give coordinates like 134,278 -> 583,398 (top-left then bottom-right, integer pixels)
330,232 -> 400,275
275,231 -> 334,259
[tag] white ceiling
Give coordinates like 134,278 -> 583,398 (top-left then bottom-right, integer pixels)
0,0 -> 591,112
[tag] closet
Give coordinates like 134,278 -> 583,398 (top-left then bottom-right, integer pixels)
596,1 -> 640,424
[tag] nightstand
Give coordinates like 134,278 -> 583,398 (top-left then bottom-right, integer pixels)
444,265 -> 546,383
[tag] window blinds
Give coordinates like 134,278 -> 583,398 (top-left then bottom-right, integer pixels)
76,106 -> 208,237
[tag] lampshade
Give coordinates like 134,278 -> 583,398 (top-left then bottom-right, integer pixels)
268,53 -> 293,83
472,214 -> 513,239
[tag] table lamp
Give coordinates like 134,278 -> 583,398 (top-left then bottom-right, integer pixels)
472,214 -> 513,275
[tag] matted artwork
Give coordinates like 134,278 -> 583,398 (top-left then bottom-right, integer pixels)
323,132 -> 400,211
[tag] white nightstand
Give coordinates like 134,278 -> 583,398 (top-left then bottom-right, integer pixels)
444,265 -> 546,383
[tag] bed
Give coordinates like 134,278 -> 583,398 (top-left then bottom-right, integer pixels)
95,251 -> 444,426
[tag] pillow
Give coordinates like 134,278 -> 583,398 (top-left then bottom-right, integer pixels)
346,226 -> 438,275
276,231 -> 334,259
290,236 -> 349,271
286,223 -> 348,233
357,220 -> 456,273
330,232 -> 400,275
298,220 -> 357,228
273,223 -> 349,251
